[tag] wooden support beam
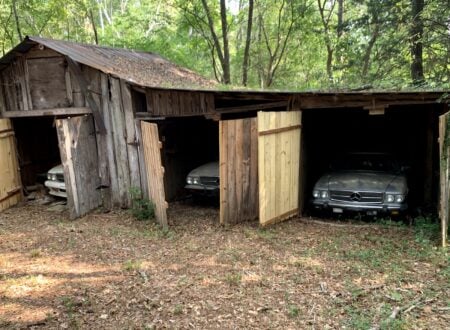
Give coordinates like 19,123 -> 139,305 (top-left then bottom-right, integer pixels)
215,101 -> 288,113
296,93 -> 444,109
65,56 -> 106,134
1,107 -> 91,118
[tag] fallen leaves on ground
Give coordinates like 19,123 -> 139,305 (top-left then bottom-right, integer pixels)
0,203 -> 448,329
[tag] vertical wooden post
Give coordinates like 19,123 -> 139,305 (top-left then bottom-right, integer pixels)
439,106 -> 449,248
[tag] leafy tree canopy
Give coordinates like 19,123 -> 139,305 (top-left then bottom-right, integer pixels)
1,0 -> 449,90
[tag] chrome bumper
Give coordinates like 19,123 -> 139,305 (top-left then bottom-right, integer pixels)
312,199 -> 407,212
185,184 -> 219,196
45,180 -> 67,198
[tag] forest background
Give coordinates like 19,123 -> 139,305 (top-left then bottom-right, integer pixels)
1,0 -> 449,90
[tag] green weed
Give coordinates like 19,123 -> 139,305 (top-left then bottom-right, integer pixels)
123,259 -> 142,271
287,304 -> 300,318
224,272 -> 242,286
256,228 -> 276,241
130,187 -> 155,221
29,249 -> 41,258
173,304 -> 183,315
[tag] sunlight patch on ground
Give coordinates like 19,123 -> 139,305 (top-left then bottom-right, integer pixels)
0,303 -> 53,325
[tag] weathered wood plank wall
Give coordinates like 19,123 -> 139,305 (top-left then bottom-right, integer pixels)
220,117 -> 258,224
0,46 -> 80,113
258,111 -> 302,227
56,116 -> 102,218
96,74 -> 145,208
0,118 -> 22,211
146,90 -> 214,116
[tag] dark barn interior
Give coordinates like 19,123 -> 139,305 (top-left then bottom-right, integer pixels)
156,117 -> 219,201
302,105 -> 444,214
12,117 -> 61,188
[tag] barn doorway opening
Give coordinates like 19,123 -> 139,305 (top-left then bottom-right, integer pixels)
302,105 -> 443,217
155,116 -> 219,203
12,117 -> 61,195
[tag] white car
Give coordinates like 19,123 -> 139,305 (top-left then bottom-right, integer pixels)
185,161 -> 219,197
44,164 -> 67,198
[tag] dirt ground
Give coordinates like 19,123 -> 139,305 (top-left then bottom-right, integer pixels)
0,203 -> 449,329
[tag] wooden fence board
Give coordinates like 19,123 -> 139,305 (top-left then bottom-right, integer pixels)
141,121 -> 168,228
258,111 -> 301,226
220,117 -> 258,224
439,111 -> 449,247
0,119 -> 22,212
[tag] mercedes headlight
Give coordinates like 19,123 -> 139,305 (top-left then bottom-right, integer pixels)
385,194 -> 395,203
193,177 -> 200,184
313,190 -> 328,199
395,195 -> 404,203
186,176 -> 193,184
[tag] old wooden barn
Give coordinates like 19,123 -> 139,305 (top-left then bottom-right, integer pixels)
0,37 -> 448,246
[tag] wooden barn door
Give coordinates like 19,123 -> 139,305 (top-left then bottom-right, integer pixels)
219,117 -> 258,224
140,121 -> 168,228
439,111 -> 449,247
0,119 -> 22,211
258,111 -> 302,226
56,115 -> 102,218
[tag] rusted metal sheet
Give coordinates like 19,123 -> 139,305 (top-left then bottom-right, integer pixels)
15,37 -> 216,90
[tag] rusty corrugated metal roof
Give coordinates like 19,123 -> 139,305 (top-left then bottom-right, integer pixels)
0,36 -> 216,90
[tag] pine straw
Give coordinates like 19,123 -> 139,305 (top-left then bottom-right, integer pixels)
0,203 -> 448,329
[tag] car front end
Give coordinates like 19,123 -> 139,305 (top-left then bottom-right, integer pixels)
185,161 -> 220,197
44,165 -> 67,198
311,171 -> 408,216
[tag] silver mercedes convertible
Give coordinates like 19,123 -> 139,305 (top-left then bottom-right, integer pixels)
311,153 -> 408,216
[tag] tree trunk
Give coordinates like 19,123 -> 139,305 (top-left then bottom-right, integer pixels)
337,0 -> 344,38
89,9 -> 99,45
220,0 -> 231,84
410,0 -> 425,84
361,24 -> 379,80
201,0 -> 229,84
12,0 -> 22,42
242,0 -> 254,86
326,45 -> 333,82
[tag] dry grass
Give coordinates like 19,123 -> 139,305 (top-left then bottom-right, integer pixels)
0,203 -> 448,329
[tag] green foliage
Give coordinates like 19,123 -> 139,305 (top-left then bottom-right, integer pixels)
413,215 -> 440,245
0,0 -> 448,89
130,187 -> 155,221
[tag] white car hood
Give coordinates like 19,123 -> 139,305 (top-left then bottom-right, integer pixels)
188,161 -> 219,177
47,164 -> 64,175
